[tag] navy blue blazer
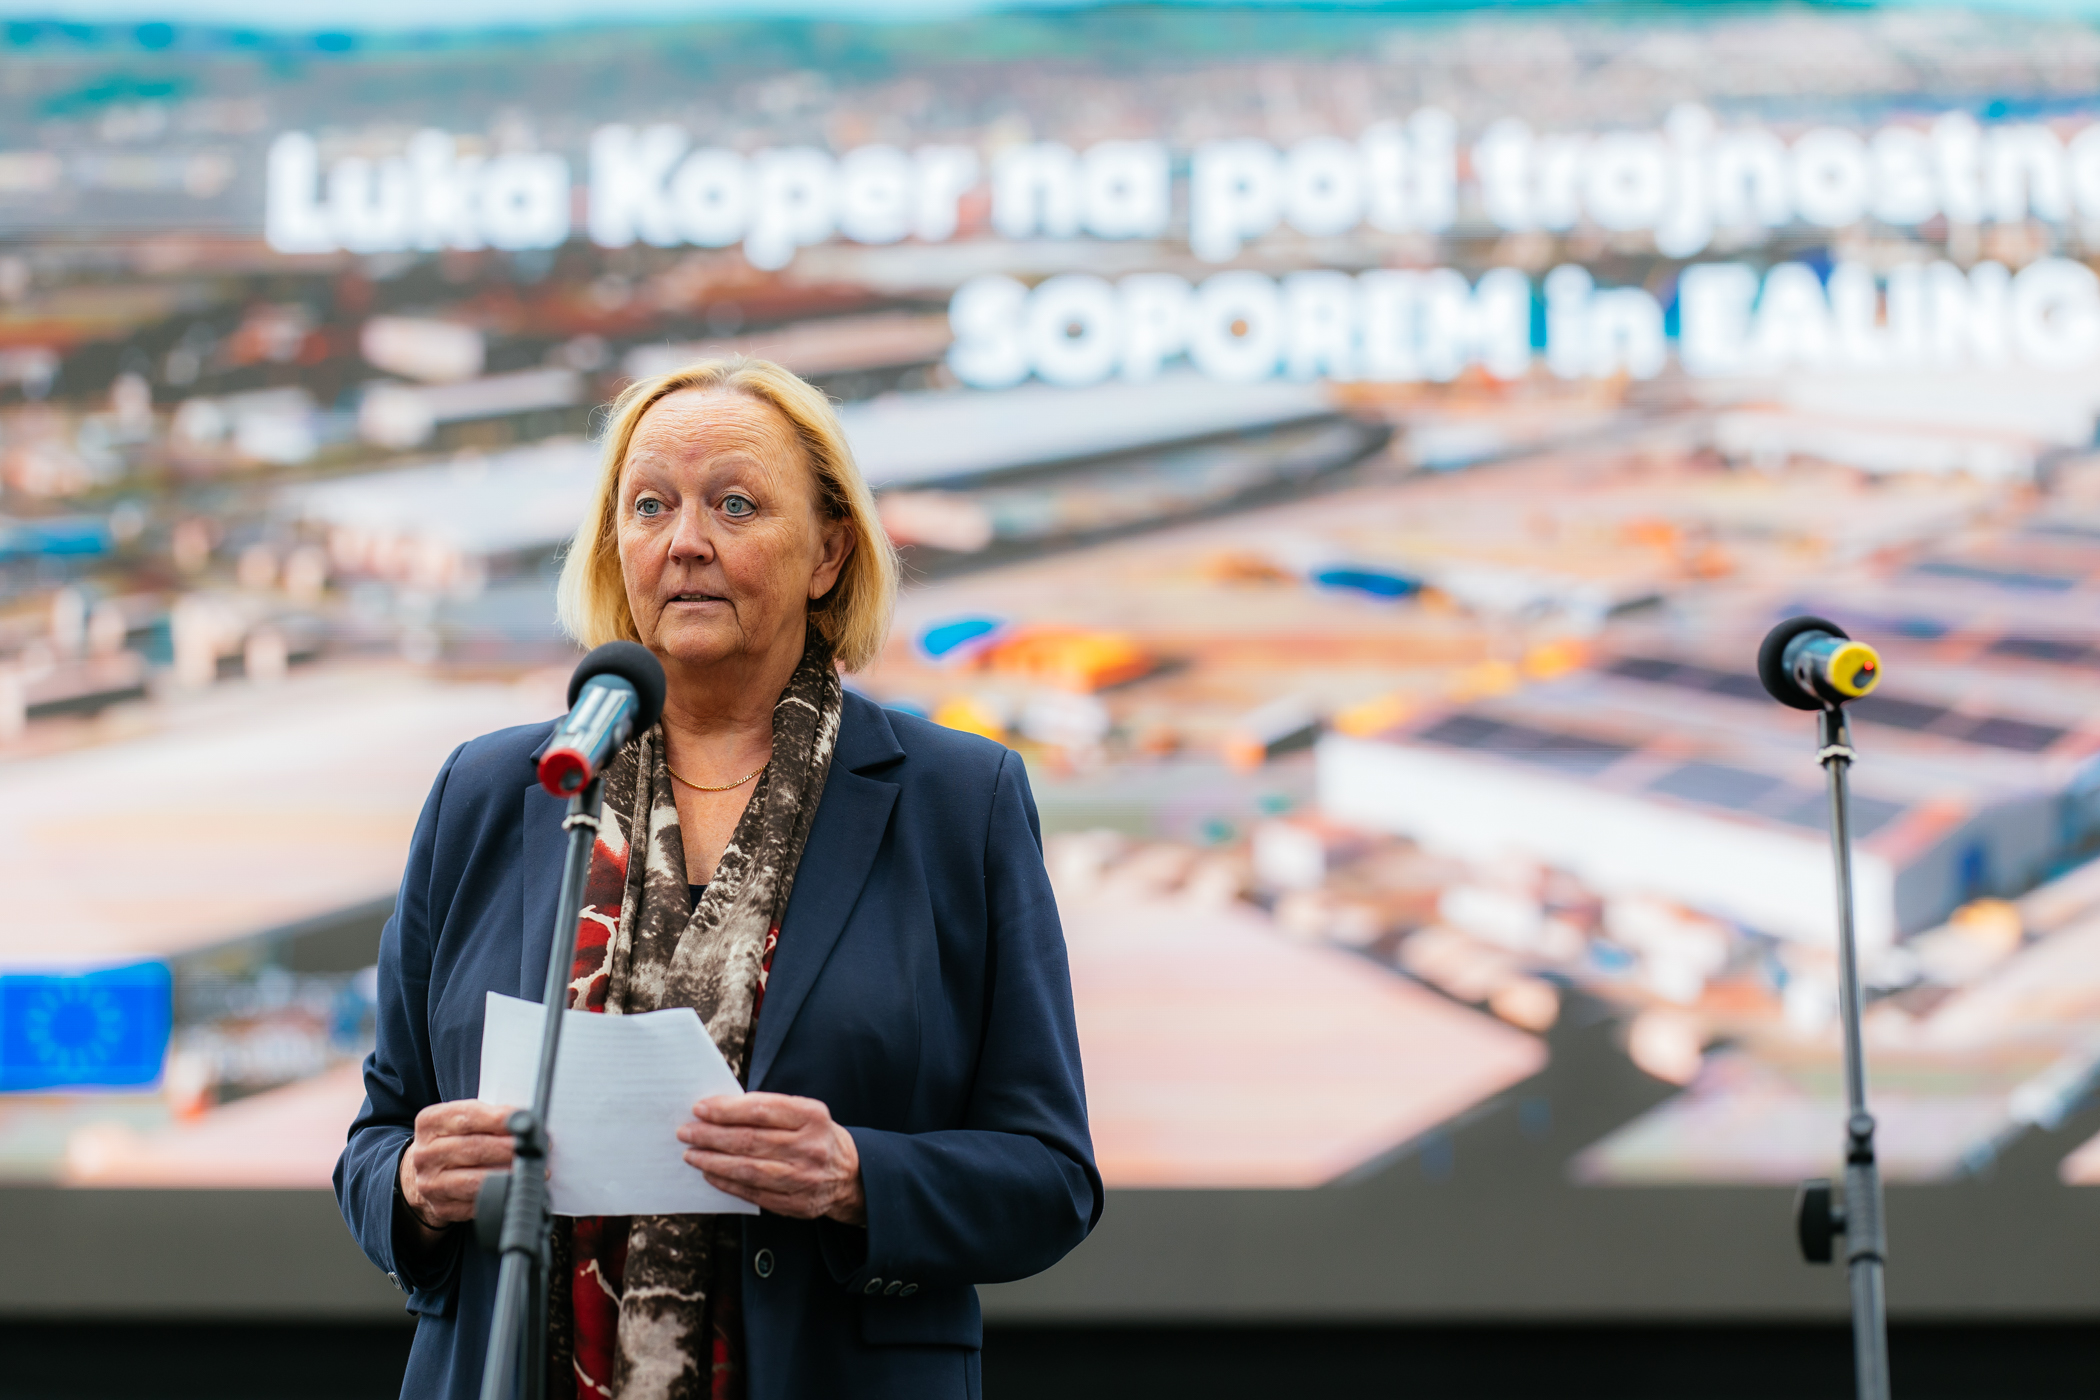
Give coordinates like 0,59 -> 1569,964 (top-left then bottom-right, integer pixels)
335,690 -> 1103,1400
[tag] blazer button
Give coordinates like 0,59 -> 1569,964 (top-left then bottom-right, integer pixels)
900,1284 -> 918,1297
883,1280 -> 902,1296
752,1249 -> 775,1280
863,1277 -> 884,1295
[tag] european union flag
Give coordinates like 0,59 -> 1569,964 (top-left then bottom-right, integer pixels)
0,963 -> 173,1092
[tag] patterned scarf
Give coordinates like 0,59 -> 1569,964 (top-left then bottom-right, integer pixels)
547,628 -> 844,1400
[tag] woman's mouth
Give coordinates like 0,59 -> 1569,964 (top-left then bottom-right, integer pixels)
667,592 -> 727,606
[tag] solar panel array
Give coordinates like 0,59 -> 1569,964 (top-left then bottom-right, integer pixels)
1413,717 -> 1909,837
1646,760 -> 1906,838
1602,657 -> 2067,754
1909,560 -> 2079,593
1415,714 -> 1634,777
1989,635 -> 2100,668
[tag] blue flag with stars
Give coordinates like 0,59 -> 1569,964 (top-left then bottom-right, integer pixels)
0,963 -> 173,1092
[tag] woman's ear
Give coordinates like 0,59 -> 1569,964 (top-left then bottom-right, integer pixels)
809,516 -> 855,600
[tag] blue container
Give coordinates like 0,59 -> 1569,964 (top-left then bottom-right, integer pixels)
1312,566 -> 1421,600
0,517 -> 114,560
917,616 -> 1004,661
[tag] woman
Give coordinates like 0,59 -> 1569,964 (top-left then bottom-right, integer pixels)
335,357 -> 1102,1400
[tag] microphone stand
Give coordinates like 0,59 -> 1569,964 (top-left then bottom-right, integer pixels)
476,774 -> 603,1400
1793,705 -> 1891,1400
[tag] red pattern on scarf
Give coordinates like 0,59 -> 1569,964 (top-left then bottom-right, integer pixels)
564,827 -> 781,1400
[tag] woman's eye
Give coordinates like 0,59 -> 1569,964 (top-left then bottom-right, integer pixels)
635,497 -> 663,518
722,495 -> 755,518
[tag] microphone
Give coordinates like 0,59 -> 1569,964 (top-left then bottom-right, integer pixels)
538,641 -> 668,798
1757,615 -> 1882,710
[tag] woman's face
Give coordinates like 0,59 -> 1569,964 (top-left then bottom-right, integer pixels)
615,388 -> 851,672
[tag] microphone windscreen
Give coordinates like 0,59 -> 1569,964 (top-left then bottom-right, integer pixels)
1757,614 -> 1847,711
568,641 -> 668,732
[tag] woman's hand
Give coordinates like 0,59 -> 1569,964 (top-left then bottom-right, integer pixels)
400,1100 -> 516,1234
677,1093 -> 866,1225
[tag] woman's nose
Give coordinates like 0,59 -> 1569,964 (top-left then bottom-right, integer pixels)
667,506 -> 712,560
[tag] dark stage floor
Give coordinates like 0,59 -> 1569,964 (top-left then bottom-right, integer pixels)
0,1321 -> 2093,1399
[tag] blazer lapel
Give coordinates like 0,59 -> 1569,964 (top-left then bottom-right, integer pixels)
748,696 -> 903,1091
520,780 -> 567,1003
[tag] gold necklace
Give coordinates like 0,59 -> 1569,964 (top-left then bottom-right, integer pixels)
665,758 -> 769,793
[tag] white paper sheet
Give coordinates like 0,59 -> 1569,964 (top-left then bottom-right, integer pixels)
477,991 -> 757,1217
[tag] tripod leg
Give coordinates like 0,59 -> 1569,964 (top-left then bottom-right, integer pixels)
525,1247 -> 547,1400
1845,1143 -> 1890,1400
1850,1257 -> 1890,1400
483,1251 -> 529,1400
1823,716 -> 1893,1400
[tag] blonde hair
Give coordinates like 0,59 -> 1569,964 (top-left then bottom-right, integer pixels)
556,356 -> 897,672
